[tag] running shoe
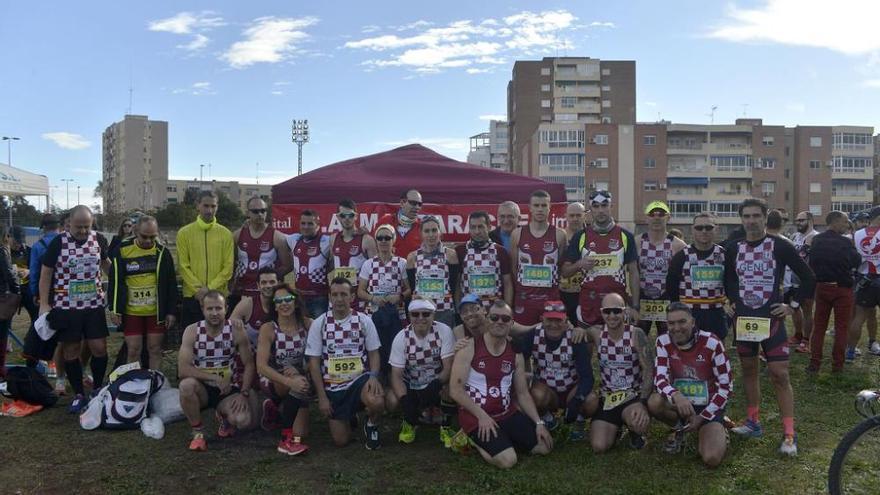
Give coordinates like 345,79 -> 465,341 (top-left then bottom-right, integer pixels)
83,374 -> 94,391
54,379 -> 67,396
854,347 -> 863,358
846,347 -> 856,362
663,427 -> 685,454
398,420 -> 416,444
277,436 -> 309,456
261,399 -> 280,431
870,341 -> 880,356
189,432 -> 207,452
787,335 -> 801,347
795,341 -> 810,354
215,411 -> 236,438
543,412 -> 559,432
779,434 -> 798,457
439,425 -> 454,448
68,394 -> 87,414
628,431 -> 646,450
364,421 -> 381,450
731,419 -> 764,438
569,422 -> 586,442
0,400 -> 43,417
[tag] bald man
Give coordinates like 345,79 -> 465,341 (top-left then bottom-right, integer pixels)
560,203 -> 587,324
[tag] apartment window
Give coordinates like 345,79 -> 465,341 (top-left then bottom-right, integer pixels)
761,182 -> 776,195
809,205 -> 823,216
167,197 -> 178,204
809,160 -> 822,169
785,146 -> 790,157
669,201 -> 706,217
541,84 -> 550,91
601,85 -> 611,91
539,130 -> 585,148
643,135 -> 656,146
644,181 -> 659,191
833,132 -> 872,150
591,158 -> 609,168
810,182 -> 822,193
833,156 -> 871,173
555,113 -> 578,121
593,180 -> 610,191
832,201 -> 872,213
601,117 -> 612,124
762,136 -> 775,146
601,68 -> 610,76
602,100 -> 611,108
540,154 -> 584,171
711,155 -> 749,172
560,97 -> 577,108
593,134 -> 608,145
784,169 -> 790,178
541,99 -> 551,108
540,67 -> 551,76
757,158 -> 776,169
810,136 -> 822,147
644,158 -> 656,168
710,202 -> 740,217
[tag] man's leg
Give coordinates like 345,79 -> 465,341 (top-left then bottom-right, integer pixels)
809,286 -> 832,371
179,378 -> 208,426
698,422 -> 727,468
738,355 -> 761,427
146,334 -> 164,371
621,401 -> 650,435
801,298 -> 815,344
529,381 -> 555,416
590,420 -> 619,454
62,340 -> 85,395
848,305 -> 869,355
790,306 -> 804,343
831,288 -> 855,371
766,360 -> 795,437
868,307 -> 878,346
328,419 -> 353,447
647,392 -> 679,426
84,338 -> 108,390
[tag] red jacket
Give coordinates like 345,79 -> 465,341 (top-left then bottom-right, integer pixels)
376,213 -> 421,258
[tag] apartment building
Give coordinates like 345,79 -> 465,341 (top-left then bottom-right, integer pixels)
165,179 -> 272,211
101,115 -> 169,212
466,120 -> 509,171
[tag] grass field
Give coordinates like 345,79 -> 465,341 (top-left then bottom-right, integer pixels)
2,311 -> 878,495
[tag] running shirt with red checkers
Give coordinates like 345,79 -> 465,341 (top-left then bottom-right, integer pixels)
389,322 -> 455,390
459,335 -> 518,433
49,231 -> 106,310
304,311 -> 381,392
193,320 -> 236,371
667,244 -> 726,309
455,241 -> 511,308
270,322 -> 308,375
638,233 -> 674,300
854,227 -> 880,275
654,330 -> 731,421
358,255 -> 407,320
413,248 -> 454,311
234,226 -> 277,296
597,325 -> 642,394
287,233 -> 331,297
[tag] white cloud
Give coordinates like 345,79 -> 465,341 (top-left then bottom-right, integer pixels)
707,0 -> 880,55
344,10 -> 589,73
479,114 -> 506,121
221,16 -> 318,69
148,11 -> 225,34
361,24 -> 381,34
42,132 -> 91,150
862,79 -> 880,88
588,21 -> 616,28
271,90 -> 284,95
178,34 -> 209,51
172,81 -> 216,96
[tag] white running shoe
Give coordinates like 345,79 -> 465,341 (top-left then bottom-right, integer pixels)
869,341 -> 880,355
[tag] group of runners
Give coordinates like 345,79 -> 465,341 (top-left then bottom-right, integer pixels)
36,184 -> 880,469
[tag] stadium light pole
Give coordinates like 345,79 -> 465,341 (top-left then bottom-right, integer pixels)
2,136 -> 20,167
61,178 -> 73,209
291,119 -> 309,176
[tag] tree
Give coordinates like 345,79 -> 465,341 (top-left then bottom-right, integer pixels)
216,191 -> 245,229
94,180 -> 103,198
0,196 -> 43,227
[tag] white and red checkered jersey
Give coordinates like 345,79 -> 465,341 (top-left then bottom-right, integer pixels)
271,321 -> 307,375
320,311 -> 367,392
639,233 -> 673,300
460,241 -> 504,307
679,244 -> 726,309
597,325 -> 643,394
52,231 -> 105,310
414,248 -> 453,311
532,325 -> 578,394
287,233 -> 330,297
389,322 -> 454,390
735,237 -> 776,309
359,255 -> 407,320
193,320 -> 236,370
654,330 -> 731,421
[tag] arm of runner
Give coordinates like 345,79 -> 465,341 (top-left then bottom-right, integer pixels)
362,234 -> 378,260
233,320 -> 256,391
627,260 -> 640,315
653,336 -> 677,400
509,227 -> 521,276
256,322 -> 287,388
364,316 -> 384,396
176,233 -> 202,294
665,250 -> 686,302
207,232 -> 235,291
514,352 -> 554,449
502,273 -> 514,306
448,339 -> 492,423
438,326 -> 456,384
305,316 -> 331,415
634,327 -> 654,401
389,365 -> 407,403
274,229 -> 293,276
406,252 -> 417,293
38,265 -> 53,314
229,296 -> 252,323
357,276 -> 373,304
699,338 -> 732,422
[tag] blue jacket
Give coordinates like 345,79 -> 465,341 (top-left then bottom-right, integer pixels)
29,231 -> 59,296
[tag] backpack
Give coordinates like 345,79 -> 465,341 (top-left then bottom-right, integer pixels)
99,368 -> 166,429
3,366 -> 58,407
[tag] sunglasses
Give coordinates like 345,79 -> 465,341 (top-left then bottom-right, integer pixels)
407,199 -> 423,207
601,307 -> 624,315
376,235 -> 393,242
410,311 -> 433,318
488,314 -> 513,323
138,234 -> 158,241
693,225 -> 715,232
250,209 -> 267,214
648,211 -> 667,218
338,212 -> 356,219
273,295 -> 295,304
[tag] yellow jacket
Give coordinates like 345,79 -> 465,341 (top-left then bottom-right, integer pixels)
176,216 -> 234,297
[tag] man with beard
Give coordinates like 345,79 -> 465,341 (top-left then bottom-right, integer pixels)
231,196 -> 291,309
456,211 -> 512,310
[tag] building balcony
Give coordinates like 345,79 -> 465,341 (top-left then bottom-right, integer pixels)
555,85 -> 600,98
667,143 -> 708,154
710,168 -> 752,179
710,143 -> 752,155
667,166 -> 708,177
831,192 -> 873,202
832,169 -> 873,180
553,69 -> 600,82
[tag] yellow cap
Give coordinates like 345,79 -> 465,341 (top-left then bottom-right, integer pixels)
644,200 -> 670,215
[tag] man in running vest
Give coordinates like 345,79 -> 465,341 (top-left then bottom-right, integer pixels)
848,206 -> 880,360
232,196 -> 291,309
637,201 -> 686,335
456,210 -> 512,310
287,209 -> 331,318
783,211 -> 818,354
178,291 -> 255,451
306,277 -> 386,449
231,267 -> 279,349
450,300 -> 553,469
376,189 -> 423,258
560,202 -> 587,325
329,199 -> 377,310
648,302 -> 731,467
510,190 -> 568,325
724,198 -> 814,456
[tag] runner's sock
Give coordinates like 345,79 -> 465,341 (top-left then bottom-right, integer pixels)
191,421 -> 203,435
280,396 -> 301,429
400,393 -> 420,425
440,401 -> 457,426
782,417 -> 795,437
281,427 -> 293,440
747,406 -> 760,423
90,355 -> 108,389
64,359 -> 85,395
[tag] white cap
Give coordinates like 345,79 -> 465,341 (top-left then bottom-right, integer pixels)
408,298 -> 437,313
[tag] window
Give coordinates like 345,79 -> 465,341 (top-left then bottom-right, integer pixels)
540,154 -> 584,171
593,134 -> 608,145
709,202 -> 739,217
762,136 -> 775,146
540,67 -> 551,76
784,169 -> 790,178
593,180 -> 610,191
669,201 -> 706,217
833,132 -> 872,150
644,181 -> 659,191
644,158 -> 656,168
832,201 -> 872,213
541,84 -> 550,91
601,68 -> 610,76
761,182 -> 776,195
810,136 -> 822,147
832,156 -> 871,173
809,205 -> 823,216
756,158 -> 776,169
643,135 -> 656,145
602,100 -> 611,108
167,197 -> 178,204
542,175 -> 585,189
831,179 -> 871,197
541,99 -> 551,108
809,160 -> 822,169
560,97 -> 577,108
810,182 -> 821,193
601,85 -> 611,91
785,145 -> 790,157
539,130 -> 585,148
711,155 -> 749,172
166,185 -> 177,192
555,113 -> 578,121
601,117 -> 612,124
590,158 -> 609,168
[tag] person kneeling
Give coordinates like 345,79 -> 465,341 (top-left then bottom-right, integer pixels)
647,302 -> 731,468
450,301 -> 553,469
178,291 -> 255,451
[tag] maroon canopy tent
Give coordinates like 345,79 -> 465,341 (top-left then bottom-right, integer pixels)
271,144 -> 566,204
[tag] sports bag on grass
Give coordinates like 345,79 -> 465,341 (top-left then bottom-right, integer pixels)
3,366 -> 58,407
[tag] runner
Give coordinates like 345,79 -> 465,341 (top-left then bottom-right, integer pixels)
230,267 -> 279,350
724,198 -> 815,456
38,205 -> 111,414
848,206 -> 880,360
357,224 -> 410,376
561,190 -> 639,328
407,216 -> 460,328
177,291 -> 255,451
26,213 -> 64,391
107,215 -> 178,369
256,283 -> 313,456
636,201 -> 686,336
666,212 -> 731,340
306,278 -> 385,449
231,196 -> 291,308
560,202 -> 587,325
489,201 -> 521,252
582,293 -> 653,453
450,300 -> 553,468
388,298 -> 456,444
329,199 -> 377,311
376,189 -> 423,258
455,210 -> 512,310
510,190 -> 567,325
648,302 -> 731,467
9,226 -> 36,324
783,211 -> 817,354
287,209 -> 331,318
517,300 -> 593,440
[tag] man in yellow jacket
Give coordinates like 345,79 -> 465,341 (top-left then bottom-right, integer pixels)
178,191 -> 235,328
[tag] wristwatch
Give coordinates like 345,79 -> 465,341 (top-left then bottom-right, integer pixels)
536,420 -> 546,426
789,301 -> 800,310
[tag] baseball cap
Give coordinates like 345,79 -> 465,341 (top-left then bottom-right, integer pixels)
543,300 -> 566,320
868,206 -> 880,220
458,293 -> 481,311
40,213 -> 60,227
588,190 -> 612,204
645,200 -> 670,215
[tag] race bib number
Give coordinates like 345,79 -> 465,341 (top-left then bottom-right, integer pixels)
641,300 -> 668,322
417,277 -> 446,300
467,267 -> 498,296
128,286 -> 156,307
589,254 -> 620,277
327,356 -> 364,384
690,265 -> 723,289
603,390 -> 634,411
330,267 -> 358,284
521,264 -> 553,288
203,365 -> 232,379
673,379 -> 709,406
736,317 -> 771,342
69,280 -> 98,302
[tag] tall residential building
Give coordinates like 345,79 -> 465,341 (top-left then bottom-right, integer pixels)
466,120 -> 509,170
507,56 -> 636,195
102,114 -> 168,212
165,179 -> 272,211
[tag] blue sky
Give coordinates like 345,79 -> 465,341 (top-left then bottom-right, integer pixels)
2,0 -> 880,209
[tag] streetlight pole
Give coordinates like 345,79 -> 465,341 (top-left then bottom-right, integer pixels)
1,136 -> 20,166
77,185 -> 81,205
61,179 -> 73,209
291,119 -> 310,176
